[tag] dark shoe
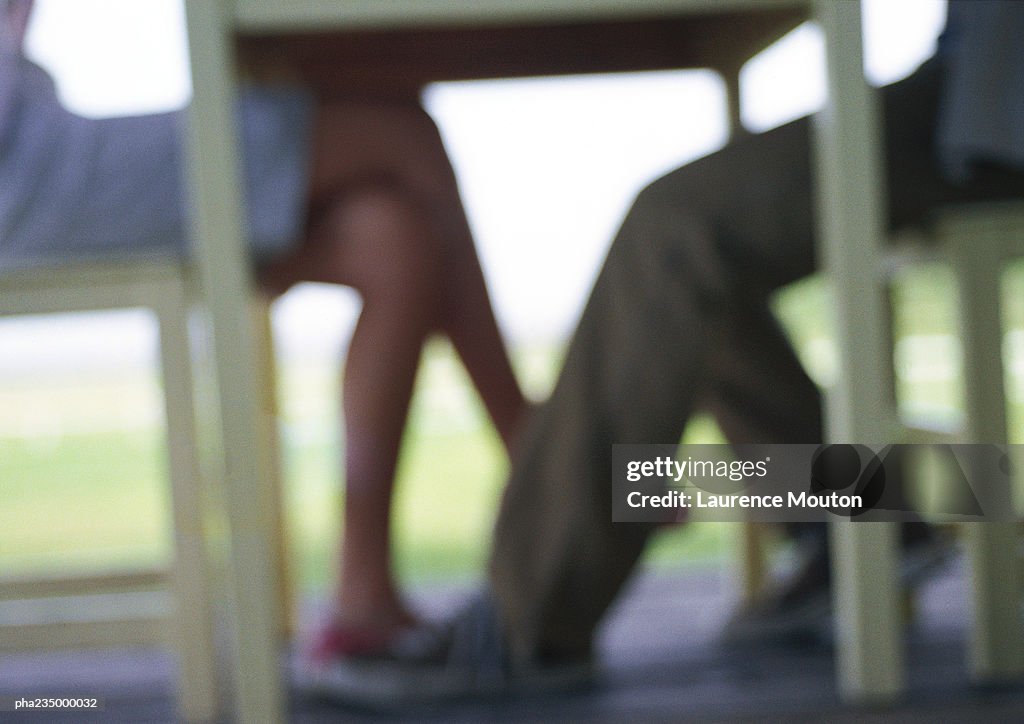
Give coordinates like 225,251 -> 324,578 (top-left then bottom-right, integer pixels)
899,522 -> 957,587
720,538 -> 832,647
721,523 -> 956,647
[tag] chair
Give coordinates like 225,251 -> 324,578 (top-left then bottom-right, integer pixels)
0,260 -> 291,722
0,260 -> 217,721
736,199 -> 1024,686
880,201 -> 1024,683
725,2 -> 1024,699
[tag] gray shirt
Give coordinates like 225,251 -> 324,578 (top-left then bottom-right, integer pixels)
0,11 -> 313,267
936,0 -> 1024,181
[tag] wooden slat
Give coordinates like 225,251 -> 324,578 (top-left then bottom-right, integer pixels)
0,570 -> 168,601
0,260 -> 191,317
0,619 -> 168,652
0,592 -> 171,651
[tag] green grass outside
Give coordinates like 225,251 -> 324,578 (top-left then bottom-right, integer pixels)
2,262 -> 1024,592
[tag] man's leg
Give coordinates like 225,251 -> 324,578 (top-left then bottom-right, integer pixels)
490,117 -> 818,665
487,52 -> 1024,670
702,296 -> 823,446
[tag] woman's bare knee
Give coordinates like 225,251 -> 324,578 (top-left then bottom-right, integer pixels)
308,100 -> 454,202
321,186 -> 445,309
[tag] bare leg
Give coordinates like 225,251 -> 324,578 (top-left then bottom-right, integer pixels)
261,99 -> 528,635
267,99 -> 528,443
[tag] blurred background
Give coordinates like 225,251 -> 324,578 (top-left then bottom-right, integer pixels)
9,0 -> 1019,600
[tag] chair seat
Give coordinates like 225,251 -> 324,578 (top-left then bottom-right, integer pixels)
0,259 -> 192,317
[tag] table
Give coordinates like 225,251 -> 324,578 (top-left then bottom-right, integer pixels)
234,7 -> 801,89
181,1 -> 900,720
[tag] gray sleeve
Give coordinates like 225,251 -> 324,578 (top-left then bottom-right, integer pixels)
0,18 -> 19,143
936,0 -> 1024,181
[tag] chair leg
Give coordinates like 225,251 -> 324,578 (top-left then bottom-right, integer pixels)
736,522 -> 768,602
951,239 -> 1024,683
252,296 -> 293,642
155,275 -> 220,722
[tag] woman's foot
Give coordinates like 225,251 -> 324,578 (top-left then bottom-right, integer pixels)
310,603 -> 421,661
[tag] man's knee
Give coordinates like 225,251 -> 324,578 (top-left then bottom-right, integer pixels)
630,164 -> 706,222
610,167 -> 739,301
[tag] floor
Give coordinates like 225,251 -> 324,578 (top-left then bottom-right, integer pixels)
2,556 -> 1023,722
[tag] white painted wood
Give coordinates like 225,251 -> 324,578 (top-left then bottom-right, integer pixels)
0,261 -> 187,316
252,296 -> 293,640
812,0 -> 903,703
153,271 -> 220,721
0,259 -> 222,720
0,570 -> 166,600
946,212 -> 1024,683
0,591 -> 170,651
870,202 -> 1024,690
0,618 -> 167,651
182,1 -> 286,720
